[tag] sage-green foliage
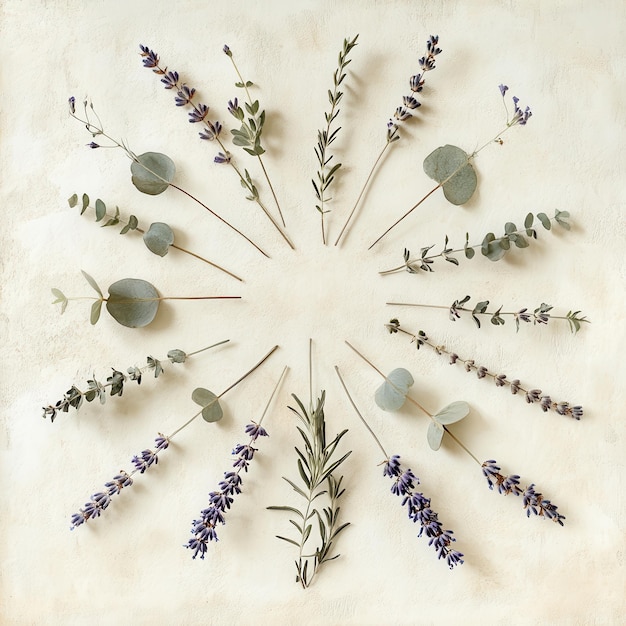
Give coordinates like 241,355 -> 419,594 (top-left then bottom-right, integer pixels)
131,152 -> 176,195
423,144 -> 477,205
192,387 -> 223,423
269,391 -> 351,588
427,401 -> 470,450
399,210 -> 571,273
143,222 -> 175,256
229,98 -> 266,157
374,368 -> 414,411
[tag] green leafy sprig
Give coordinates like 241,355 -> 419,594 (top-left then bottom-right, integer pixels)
386,319 -> 583,419
52,270 -> 240,328
224,45 -> 286,228
68,98 -> 270,257
387,296 -> 588,333
69,193 -> 243,282
380,210 -> 572,275
42,339 -> 230,422
312,34 -> 358,244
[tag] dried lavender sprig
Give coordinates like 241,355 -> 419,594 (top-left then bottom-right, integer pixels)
386,320 -> 583,419
380,210 -> 572,275
334,35 -> 441,247
139,45 -> 294,250
335,366 -> 463,569
223,44 -> 285,228
43,339 -> 230,422
70,434 -> 169,528
313,34 -> 358,245
481,460 -> 565,525
185,366 -> 286,558
387,297 -> 589,334
68,97 -> 269,258
368,86 -> 532,250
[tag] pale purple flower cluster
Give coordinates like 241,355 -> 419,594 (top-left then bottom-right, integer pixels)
384,455 -> 464,569
481,460 -> 565,525
185,422 -> 268,559
499,84 -> 532,126
139,44 -> 225,154
387,35 -> 442,142
70,434 -> 169,529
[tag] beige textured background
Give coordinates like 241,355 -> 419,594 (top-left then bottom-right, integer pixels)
1,0 -> 624,624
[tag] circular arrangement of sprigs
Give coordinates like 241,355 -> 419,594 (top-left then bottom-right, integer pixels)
45,37 -> 586,585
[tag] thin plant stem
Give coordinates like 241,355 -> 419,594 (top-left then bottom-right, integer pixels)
257,366 -> 289,427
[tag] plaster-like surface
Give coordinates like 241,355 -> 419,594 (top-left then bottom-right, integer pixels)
1,1 -> 624,623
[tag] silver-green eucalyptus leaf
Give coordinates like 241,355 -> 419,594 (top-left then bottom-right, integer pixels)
95,199 -> 106,222
131,152 -> 176,195
374,368 -> 414,411
90,299 -> 103,325
81,270 -> 103,297
143,222 -> 175,257
427,420 -> 445,450
423,144 -> 477,205
105,278 -> 160,328
167,349 -> 187,363
433,401 -> 470,425
191,387 -> 223,422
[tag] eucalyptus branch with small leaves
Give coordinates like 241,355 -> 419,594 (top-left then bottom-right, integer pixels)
380,210 -> 571,275
42,339 -> 230,422
70,345 -> 279,529
335,35 -> 441,246
52,270 -> 240,328
387,296 -> 588,333
313,34 -> 358,245
70,193 -> 243,281
386,319 -> 583,419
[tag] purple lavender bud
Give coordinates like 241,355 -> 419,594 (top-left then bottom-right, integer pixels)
213,151 -> 231,164
383,455 -> 402,477
394,106 -> 412,121
540,396 -> 552,412
426,35 -> 441,56
419,55 -> 436,71
223,44 -> 232,57
571,406 -> 583,420
403,95 -> 421,109
68,96 -> 76,114
104,471 -> 133,495
477,366 -> 488,379
175,85 -> 196,107
409,74 -> 424,92
523,484 -> 565,526
188,104 -> 209,123
510,379 -> 521,395
464,359 -> 475,372
449,353 -> 459,364
161,71 -> 179,90
525,389 -> 542,404
218,472 -> 243,496
199,120 -> 222,142
87,142 -> 100,149
495,374 -> 507,387
139,45 -> 159,69
499,84 -> 509,97
245,422 -> 268,439
227,98 -> 239,116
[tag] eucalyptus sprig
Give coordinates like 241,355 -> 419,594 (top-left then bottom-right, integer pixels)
335,35 -> 441,246
68,97 -> 269,257
52,270 -> 240,328
345,341 -> 565,526
223,44 -> 285,228
386,319 -> 583,419
369,85 -> 532,250
70,193 -> 243,282
387,296 -> 588,333
42,339 -> 230,422
380,210 -> 572,275
139,45 -> 294,250
70,345 -> 279,529
313,34 -> 358,244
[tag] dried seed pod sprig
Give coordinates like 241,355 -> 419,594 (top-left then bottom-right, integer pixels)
70,193 -> 243,282
68,96 -> 269,258
186,366 -> 287,559
380,210 -> 572,275
386,319 -> 583,419
335,35 -> 441,246
368,85 -> 531,250
313,34 -> 358,244
335,366 -> 464,569
43,339 -> 230,422
387,296 -> 588,333
69,345 -> 279,530
345,341 -> 566,526
139,45 -> 294,250
223,44 -> 285,228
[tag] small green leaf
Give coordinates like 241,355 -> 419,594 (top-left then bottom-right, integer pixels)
423,144 -> 477,205
81,270 -> 103,297
427,420 -> 445,450
167,349 -> 187,363
131,152 -> 176,195
433,401 -> 470,425
105,278 -> 160,328
191,387 -> 223,422
524,212 -> 534,229
143,222 -> 174,257
374,368 -> 414,412
485,241 -> 507,261
51,288 -> 68,314
90,299 -> 102,325
554,210 -> 571,230
95,199 -> 106,222
514,234 -> 529,248
537,212 -> 551,230
504,222 -> 517,235
68,194 -> 78,208
81,193 -> 89,214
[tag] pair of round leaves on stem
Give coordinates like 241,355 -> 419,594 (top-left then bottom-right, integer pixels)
374,368 -> 470,450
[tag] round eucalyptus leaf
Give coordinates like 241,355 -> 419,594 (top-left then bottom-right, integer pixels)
191,388 -> 223,422
90,299 -> 103,325
485,242 -> 507,261
427,420 -> 445,450
433,401 -> 470,425
143,222 -> 175,257
131,152 -> 176,195
423,144 -> 477,205
167,349 -> 187,363
106,278 -> 160,328
374,368 -> 414,412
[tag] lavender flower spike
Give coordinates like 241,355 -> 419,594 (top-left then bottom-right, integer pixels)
185,421 -> 269,558
384,455 -> 464,569
481,460 -> 565,525
70,434 -> 168,529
